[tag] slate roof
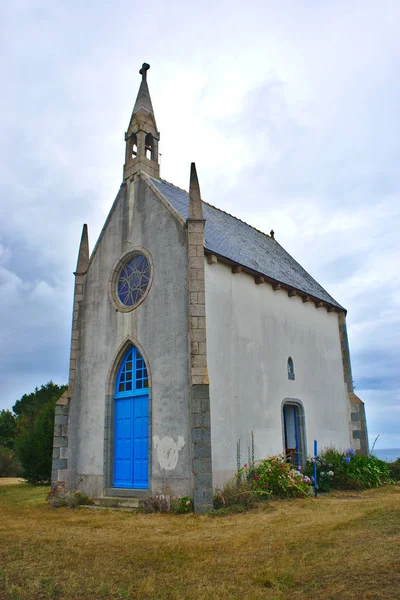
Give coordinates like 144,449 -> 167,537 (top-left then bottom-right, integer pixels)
149,177 -> 343,309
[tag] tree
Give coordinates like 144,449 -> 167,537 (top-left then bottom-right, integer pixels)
13,382 -> 67,483
13,381 -> 66,425
0,409 -> 17,449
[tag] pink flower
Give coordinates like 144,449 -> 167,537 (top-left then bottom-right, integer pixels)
244,464 -> 248,468
186,500 -> 191,506
297,465 -> 302,470
253,475 -> 260,481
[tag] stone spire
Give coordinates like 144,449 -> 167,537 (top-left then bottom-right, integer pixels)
188,163 -> 204,220
75,224 -> 89,274
123,62 -> 160,180
132,63 -> 155,116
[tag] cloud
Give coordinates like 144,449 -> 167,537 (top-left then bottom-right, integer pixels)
0,0 -> 399,449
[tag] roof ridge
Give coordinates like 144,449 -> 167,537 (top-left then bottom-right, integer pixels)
157,177 -> 274,242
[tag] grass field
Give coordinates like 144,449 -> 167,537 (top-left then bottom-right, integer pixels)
0,482 -> 399,600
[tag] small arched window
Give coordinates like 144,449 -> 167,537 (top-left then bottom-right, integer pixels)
287,357 -> 295,380
131,133 -> 138,159
145,133 -> 154,160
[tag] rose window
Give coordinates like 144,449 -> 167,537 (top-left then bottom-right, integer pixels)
117,253 -> 151,308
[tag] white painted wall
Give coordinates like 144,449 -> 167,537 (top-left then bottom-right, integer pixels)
205,261 -> 351,488
70,178 -> 192,497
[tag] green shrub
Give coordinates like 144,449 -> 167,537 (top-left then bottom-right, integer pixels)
245,454 -> 311,498
13,382 -> 67,484
15,400 -> 56,484
47,485 -> 93,508
171,495 -> 193,514
386,458 -> 400,482
214,454 -> 311,512
305,448 -> 392,491
139,494 -> 193,514
0,445 -> 23,477
0,410 -> 17,449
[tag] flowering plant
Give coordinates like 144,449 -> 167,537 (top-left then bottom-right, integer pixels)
171,495 -> 193,514
305,447 -> 392,491
239,454 -> 311,498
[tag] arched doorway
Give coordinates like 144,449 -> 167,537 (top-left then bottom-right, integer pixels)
282,400 -> 306,467
113,345 -> 149,489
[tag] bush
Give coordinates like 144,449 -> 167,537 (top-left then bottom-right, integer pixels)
214,454 -> 312,512
214,477 -> 256,511
246,454 -> 311,498
305,448 -> 392,491
0,410 -> 17,449
13,382 -> 67,484
171,495 -> 193,514
47,485 -> 93,508
139,495 -> 171,513
0,445 -> 23,477
15,400 -> 57,484
139,494 -> 194,514
387,458 -> 400,482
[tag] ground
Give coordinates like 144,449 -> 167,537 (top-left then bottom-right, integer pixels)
0,481 -> 399,600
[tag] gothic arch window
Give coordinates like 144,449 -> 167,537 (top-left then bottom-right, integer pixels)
116,346 -> 149,395
287,357 -> 295,380
145,133 -> 154,160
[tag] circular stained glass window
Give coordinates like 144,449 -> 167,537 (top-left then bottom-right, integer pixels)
117,253 -> 151,308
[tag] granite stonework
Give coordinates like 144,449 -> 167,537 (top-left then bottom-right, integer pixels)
186,163 -> 213,513
338,312 -> 369,455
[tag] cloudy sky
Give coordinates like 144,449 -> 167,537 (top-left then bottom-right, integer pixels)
1,0 -> 399,449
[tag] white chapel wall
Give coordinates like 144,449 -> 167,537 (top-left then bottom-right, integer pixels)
72,179 -> 191,497
205,260 -> 351,489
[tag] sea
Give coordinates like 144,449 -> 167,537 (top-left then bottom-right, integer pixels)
372,448 -> 400,463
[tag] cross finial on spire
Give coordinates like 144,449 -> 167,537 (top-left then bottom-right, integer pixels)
139,62 -> 150,81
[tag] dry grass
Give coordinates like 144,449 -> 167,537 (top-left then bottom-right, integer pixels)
0,483 -> 399,600
0,478 -> 25,487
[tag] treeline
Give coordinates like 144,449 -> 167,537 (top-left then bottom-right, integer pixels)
0,382 -> 67,483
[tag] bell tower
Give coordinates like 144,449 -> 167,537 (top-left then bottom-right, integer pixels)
123,63 -> 160,180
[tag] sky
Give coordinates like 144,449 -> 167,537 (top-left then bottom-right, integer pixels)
0,0 -> 399,449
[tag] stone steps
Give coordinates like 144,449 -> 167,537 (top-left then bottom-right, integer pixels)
92,496 -> 141,509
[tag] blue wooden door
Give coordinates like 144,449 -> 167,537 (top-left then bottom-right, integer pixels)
113,346 -> 149,489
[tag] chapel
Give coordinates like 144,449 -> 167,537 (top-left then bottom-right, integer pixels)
52,63 -> 368,512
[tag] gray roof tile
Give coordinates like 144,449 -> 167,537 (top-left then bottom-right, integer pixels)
150,177 -> 343,309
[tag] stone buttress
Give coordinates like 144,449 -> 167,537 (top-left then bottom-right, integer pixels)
51,224 -> 89,488
338,312 -> 369,455
187,163 -> 213,513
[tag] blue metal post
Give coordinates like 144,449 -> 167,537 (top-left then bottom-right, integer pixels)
313,439 -> 318,498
